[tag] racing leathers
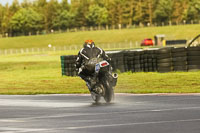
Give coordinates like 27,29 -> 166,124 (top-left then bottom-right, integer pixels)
76,45 -> 110,91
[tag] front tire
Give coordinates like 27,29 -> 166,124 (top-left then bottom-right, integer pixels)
91,92 -> 101,103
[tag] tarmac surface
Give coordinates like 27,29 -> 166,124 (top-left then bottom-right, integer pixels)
0,93 -> 200,133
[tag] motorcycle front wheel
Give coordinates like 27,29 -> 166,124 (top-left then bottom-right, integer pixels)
91,92 -> 101,103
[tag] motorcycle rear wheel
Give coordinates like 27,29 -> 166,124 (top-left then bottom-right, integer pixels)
103,80 -> 114,103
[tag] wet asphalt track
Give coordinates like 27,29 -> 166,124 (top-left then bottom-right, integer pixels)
0,94 -> 200,133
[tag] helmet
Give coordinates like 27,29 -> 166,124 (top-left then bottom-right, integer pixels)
84,40 -> 95,48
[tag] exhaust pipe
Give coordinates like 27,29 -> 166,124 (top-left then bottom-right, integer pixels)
112,73 -> 118,87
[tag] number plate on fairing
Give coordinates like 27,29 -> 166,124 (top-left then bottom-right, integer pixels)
95,63 -> 100,73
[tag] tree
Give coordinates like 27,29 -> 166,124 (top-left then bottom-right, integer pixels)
45,0 -> 61,31
114,0 -> 124,26
146,0 -> 153,25
107,0 -> 124,28
53,10 -> 75,30
32,0 -> 47,31
9,0 -> 20,14
21,0 -> 32,8
186,0 -> 200,23
0,4 -> 4,34
153,0 -> 173,24
60,0 -> 70,11
1,4 -> 11,35
171,0 -> 189,24
133,0 -> 147,25
107,0 -> 117,27
71,0 -> 90,27
122,0 -> 135,26
86,5 -> 108,26
10,8 -> 43,35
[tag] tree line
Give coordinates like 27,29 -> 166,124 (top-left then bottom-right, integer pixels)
0,0 -> 200,37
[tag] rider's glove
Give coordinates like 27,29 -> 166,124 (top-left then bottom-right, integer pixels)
78,67 -> 82,75
78,66 -> 84,75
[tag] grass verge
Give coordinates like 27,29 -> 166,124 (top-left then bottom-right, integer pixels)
0,52 -> 200,94
0,24 -> 200,49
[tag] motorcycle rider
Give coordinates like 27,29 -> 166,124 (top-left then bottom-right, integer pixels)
76,40 -> 111,92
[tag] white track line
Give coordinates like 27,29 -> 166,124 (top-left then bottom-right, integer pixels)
0,127 -> 48,133
0,99 -> 89,108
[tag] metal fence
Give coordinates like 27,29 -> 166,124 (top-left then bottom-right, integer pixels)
0,41 -> 142,55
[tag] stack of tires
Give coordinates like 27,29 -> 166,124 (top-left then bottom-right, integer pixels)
187,46 -> 200,71
108,52 -> 125,72
143,50 -> 151,72
134,51 -> 144,72
123,51 -> 135,72
156,47 -> 173,73
143,51 -> 149,72
60,55 -> 77,76
146,50 -> 157,72
60,46 -> 200,76
172,47 -> 187,71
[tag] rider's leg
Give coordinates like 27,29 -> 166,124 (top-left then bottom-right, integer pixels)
78,72 -> 93,91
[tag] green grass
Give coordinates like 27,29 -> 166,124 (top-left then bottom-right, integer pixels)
1,24 -> 200,49
0,52 -> 200,94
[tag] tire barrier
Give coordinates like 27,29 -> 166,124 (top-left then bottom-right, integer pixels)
156,47 -> 173,73
107,52 -> 125,73
60,46 -> 200,76
187,47 -> 200,71
172,47 -> 187,72
60,55 -> 78,76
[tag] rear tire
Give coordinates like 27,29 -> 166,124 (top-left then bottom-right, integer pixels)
103,80 -> 114,103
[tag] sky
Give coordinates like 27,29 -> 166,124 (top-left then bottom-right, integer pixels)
0,0 -> 67,5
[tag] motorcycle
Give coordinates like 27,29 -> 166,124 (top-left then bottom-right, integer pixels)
84,58 -> 118,103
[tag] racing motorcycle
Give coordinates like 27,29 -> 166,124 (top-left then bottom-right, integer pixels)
84,58 -> 118,103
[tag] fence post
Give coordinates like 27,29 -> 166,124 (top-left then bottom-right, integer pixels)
113,43 -> 115,49
183,20 -> 186,25
118,24 -> 121,29
106,25 -> 109,30
130,41 -> 133,48
10,49 -> 13,55
108,43 -> 110,49
21,48 -> 24,54
135,41 -> 138,47
26,48 -> 29,53
31,48 -> 34,53
37,48 -> 40,53
169,21 -> 172,26
4,49 -> 7,55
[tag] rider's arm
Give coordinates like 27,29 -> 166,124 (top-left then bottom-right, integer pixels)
75,51 -> 82,69
97,47 -> 111,63
102,50 -> 111,63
